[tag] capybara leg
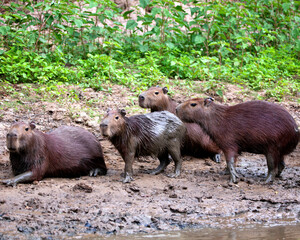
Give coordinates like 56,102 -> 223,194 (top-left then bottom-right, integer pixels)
149,152 -> 170,175
265,153 -> 279,183
226,153 -> 239,183
1,171 -> 34,186
123,154 -> 135,183
211,154 -> 221,163
277,157 -> 285,178
167,140 -> 182,178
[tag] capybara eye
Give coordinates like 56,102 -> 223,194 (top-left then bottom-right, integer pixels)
155,92 -> 159,95
115,116 -> 119,120
25,128 -> 29,131
191,103 -> 197,107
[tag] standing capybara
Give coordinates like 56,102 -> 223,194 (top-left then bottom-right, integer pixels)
100,109 -> 186,183
138,86 -> 221,162
176,98 -> 299,183
2,122 -> 107,186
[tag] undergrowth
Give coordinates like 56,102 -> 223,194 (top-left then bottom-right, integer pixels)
0,0 -> 299,101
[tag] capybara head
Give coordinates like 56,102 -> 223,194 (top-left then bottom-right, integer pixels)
100,109 -> 127,138
6,122 -> 36,153
138,86 -> 168,109
176,97 -> 214,122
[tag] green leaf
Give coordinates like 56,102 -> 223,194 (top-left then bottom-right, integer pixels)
0,26 -> 9,35
139,0 -> 150,9
123,10 -> 134,19
89,1 -> 98,8
190,7 -> 200,16
166,42 -> 175,49
151,7 -> 161,16
39,37 -> 47,43
74,19 -> 83,28
282,3 -> 290,12
139,45 -> 149,52
194,35 -> 206,44
216,89 -> 223,97
126,20 -> 138,30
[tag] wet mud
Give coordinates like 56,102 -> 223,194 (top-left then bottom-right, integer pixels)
0,85 -> 299,239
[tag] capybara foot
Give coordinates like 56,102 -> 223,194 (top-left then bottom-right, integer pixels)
229,172 -> 239,184
1,178 -> 16,187
167,171 -> 181,178
89,168 -> 107,177
148,167 -> 165,175
229,177 -> 238,184
211,154 -> 221,163
122,173 -> 134,183
265,173 -> 275,184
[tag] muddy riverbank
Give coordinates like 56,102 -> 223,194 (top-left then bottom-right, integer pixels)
0,84 -> 299,239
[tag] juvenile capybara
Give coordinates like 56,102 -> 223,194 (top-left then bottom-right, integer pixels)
2,122 -> 107,186
100,109 -> 186,183
138,86 -> 221,162
176,98 -> 299,183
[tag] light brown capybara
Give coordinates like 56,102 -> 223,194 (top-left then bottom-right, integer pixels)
138,86 -> 221,162
176,98 -> 299,183
3,122 -> 107,186
100,109 -> 186,183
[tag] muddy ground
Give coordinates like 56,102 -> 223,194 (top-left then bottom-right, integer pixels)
0,84 -> 299,239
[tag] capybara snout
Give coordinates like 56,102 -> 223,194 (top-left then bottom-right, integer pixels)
6,122 -> 36,153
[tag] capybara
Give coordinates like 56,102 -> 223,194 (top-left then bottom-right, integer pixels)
100,109 -> 186,183
2,122 -> 107,186
176,98 -> 299,183
138,86 -> 221,162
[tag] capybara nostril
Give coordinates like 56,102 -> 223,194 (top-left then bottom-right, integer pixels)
7,133 -> 17,138
100,123 -> 108,128
139,95 -> 145,101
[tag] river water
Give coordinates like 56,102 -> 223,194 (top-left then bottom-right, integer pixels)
105,224 -> 300,240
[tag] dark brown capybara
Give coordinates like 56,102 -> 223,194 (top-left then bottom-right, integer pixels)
100,109 -> 186,183
2,122 -> 107,186
138,86 -> 222,163
176,98 -> 299,183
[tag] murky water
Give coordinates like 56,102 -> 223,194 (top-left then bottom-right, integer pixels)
72,224 -> 300,240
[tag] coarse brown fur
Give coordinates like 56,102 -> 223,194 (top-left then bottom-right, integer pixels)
3,122 -> 107,186
139,86 -> 221,162
100,109 -> 186,183
176,98 -> 299,183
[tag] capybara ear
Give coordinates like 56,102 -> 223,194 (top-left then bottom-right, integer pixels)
204,97 -> 214,107
107,108 -> 112,113
120,109 -> 126,117
29,122 -> 36,130
162,87 -> 168,94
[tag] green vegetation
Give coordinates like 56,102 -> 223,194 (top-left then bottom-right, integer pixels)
0,0 -> 299,101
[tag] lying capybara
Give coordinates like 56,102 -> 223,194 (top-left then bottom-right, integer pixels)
100,109 -> 186,183
2,122 -> 107,186
138,86 -> 221,162
176,98 -> 299,183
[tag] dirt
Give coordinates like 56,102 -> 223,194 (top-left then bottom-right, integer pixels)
0,83 -> 299,239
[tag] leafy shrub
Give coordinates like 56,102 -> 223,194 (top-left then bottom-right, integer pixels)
0,0 -> 299,100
